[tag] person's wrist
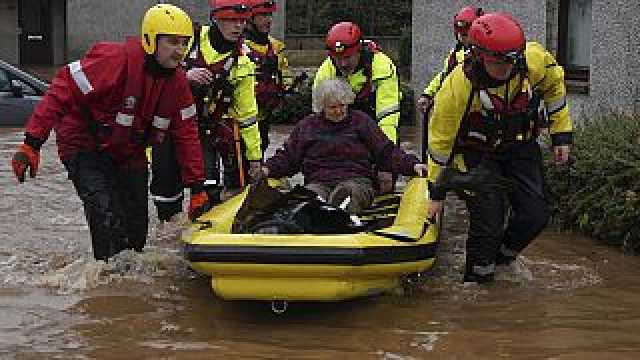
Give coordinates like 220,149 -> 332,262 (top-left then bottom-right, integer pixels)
189,182 -> 205,195
24,133 -> 44,151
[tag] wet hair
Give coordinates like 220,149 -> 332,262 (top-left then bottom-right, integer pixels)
312,78 -> 355,114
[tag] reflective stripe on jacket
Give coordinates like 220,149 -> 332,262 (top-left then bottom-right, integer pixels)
427,41 -> 573,194
25,37 -> 205,185
313,51 -> 400,143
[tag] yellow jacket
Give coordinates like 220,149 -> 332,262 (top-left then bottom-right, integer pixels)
196,26 -> 261,161
423,47 -> 467,97
245,35 -> 291,88
427,42 -> 573,193
313,51 -> 401,143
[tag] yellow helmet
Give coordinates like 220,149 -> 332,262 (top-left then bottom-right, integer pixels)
141,4 -> 194,55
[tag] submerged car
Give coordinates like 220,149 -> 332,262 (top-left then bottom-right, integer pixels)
0,60 -> 49,127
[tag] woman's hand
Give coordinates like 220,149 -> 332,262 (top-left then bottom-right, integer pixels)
427,200 -> 443,220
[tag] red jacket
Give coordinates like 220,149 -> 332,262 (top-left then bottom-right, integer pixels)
25,37 -> 204,186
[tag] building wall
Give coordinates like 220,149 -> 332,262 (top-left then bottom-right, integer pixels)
412,0 -> 640,121
589,0 -> 640,116
67,0 -> 286,61
412,1 -> 545,97
0,0 -> 19,64
51,1 -> 66,64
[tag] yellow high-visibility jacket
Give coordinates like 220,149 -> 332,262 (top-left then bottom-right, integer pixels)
313,51 -> 401,143
245,35 -> 292,89
427,42 -> 573,195
423,47 -> 467,97
195,25 -> 261,161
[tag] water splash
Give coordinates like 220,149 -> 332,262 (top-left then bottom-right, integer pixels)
0,246 -> 187,294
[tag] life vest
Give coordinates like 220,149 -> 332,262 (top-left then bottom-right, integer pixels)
350,41 -> 379,120
247,40 -> 284,110
188,27 -> 246,154
459,69 -> 547,151
191,26 -> 242,125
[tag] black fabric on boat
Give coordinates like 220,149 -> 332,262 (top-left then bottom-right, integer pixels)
232,179 -> 360,234
184,243 -> 437,265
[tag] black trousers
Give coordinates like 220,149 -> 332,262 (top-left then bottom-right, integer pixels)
63,151 -> 149,261
150,133 -> 248,221
462,141 -> 550,279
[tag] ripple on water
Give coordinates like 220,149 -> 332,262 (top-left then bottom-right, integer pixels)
0,245 -> 187,294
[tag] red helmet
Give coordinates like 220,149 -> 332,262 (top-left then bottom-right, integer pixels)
325,22 -> 362,57
453,6 -> 484,35
210,0 -> 252,20
249,0 -> 277,15
468,13 -> 525,63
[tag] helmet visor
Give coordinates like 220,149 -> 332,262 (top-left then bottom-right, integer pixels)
454,20 -> 471,33
475,46 -> 522,65
327,41 -> 359,57
211,4 -> 251,20
252,0 -> 277,14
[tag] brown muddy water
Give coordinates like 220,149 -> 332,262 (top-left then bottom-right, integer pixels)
1,126 -> 640,359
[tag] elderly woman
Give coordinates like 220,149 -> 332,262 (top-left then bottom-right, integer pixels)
261,78 -> 426,214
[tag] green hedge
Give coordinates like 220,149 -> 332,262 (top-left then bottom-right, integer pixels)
544,114 -> 640,252
269,81 -> 416,126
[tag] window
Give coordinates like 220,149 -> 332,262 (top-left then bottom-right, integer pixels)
12,78 -> 38,96
0,69 -> 9,91
558,0 -> 592,85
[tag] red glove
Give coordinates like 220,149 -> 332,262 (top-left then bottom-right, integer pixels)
188,191 -> 210,221
12,144 -> 40,183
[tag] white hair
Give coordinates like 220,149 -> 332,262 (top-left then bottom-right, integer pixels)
312,78 -> 356,114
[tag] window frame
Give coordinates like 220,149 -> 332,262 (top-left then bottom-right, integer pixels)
557,0 -> 591,92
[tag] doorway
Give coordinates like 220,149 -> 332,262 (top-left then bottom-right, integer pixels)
19,0 -> 53,64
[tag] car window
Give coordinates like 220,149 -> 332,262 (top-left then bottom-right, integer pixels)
0,69 -> 9,91
11,79 -> 38,96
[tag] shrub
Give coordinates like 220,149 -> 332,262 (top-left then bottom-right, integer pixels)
544,114 -> 640,252
269,81 -> 313,125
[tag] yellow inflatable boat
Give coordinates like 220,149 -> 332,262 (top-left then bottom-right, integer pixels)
182,177 -> 439,304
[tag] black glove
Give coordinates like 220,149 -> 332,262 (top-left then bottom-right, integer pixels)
435,164 -> 516,195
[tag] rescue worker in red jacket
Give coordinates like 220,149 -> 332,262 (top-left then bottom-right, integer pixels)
10,4 -> 208,261
151,0 -> 262,221
314,22 -> 402,194
417,6 -> 484,114
245,0 -> 291,153
426,13 -> 573,283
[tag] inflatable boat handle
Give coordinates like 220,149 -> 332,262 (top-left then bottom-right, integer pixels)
271,300 -> 288,314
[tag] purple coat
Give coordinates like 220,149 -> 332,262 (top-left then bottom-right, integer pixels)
265,110 -> 418,183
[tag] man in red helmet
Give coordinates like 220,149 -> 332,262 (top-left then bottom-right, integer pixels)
10,5 -> 207,261
426,13 -> 573,283
151,0 -> 263,221
417,6 -> 484,114
244,0 -> 291,153
314,21 -> 402,194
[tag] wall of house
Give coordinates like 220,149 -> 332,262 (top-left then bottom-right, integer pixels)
67,0 -> 286,61
588,0 -> 640,116
412,1 -> 546,95
413,0 -> 640,122
0,0 -> 19,64
51,1 -> 66,64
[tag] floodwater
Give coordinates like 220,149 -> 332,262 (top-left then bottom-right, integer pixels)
1,125 -> 640,359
